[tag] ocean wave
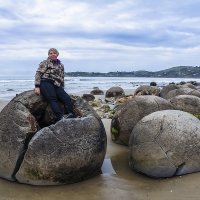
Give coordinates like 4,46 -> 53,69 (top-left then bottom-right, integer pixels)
1,76 -> 200,100
0,80 -> 33,83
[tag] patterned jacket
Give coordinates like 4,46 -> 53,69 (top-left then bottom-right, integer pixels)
35,58 -> 65,88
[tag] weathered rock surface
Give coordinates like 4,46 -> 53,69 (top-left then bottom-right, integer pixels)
16,116 -> 106,185
160,84 -> 180,99
0,90 -> 107,185
105,86 -> 125,98
129,110 -> 200,178
0,91 -> 43,181
160,84 -> 200,99
182,83 -> 197,90
90,89 -> 104,95
134,85 -> 160,96
170,95 -> 200,114
111,96 -> 174,145
166,87 -> 200,99
82,94 -> 95,101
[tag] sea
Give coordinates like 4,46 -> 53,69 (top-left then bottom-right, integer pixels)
1,75 -> 200,100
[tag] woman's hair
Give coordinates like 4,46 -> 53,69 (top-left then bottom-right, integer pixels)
48,48 -> 59,55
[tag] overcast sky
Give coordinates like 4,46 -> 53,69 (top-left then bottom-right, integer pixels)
1,0 -> 200,76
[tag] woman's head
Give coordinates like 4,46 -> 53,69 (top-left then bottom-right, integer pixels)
48,48 -> 59,60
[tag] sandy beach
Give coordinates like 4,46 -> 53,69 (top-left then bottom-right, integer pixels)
0,96 -> 200,200
0,100 -> 8,111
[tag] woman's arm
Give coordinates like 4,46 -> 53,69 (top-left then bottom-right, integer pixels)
60,64 -> 65,88
34,61 -> 47,95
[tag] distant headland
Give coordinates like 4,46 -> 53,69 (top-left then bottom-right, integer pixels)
65,66 -> 200,78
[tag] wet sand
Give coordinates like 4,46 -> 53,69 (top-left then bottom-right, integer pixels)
0,100 -> 200,200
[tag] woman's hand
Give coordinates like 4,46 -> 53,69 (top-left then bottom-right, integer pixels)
34,87 -> 41,96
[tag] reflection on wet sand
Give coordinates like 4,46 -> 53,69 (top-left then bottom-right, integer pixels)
0,119 -> 200,200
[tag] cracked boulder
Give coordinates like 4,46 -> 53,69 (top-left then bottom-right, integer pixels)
129,110 -> 200,178
170,95 -> 200,115
160,84 -> 200,100
0,90 -> 107,185
111,96 -> 173,146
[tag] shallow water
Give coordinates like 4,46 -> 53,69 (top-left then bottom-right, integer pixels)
0,119 -> 200,200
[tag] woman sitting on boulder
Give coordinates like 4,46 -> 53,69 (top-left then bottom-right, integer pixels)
34,48 -> 76,122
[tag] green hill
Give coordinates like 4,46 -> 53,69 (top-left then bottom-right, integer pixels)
65,66 -> 200,78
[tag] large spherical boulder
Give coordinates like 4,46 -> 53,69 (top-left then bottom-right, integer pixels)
166,87 -> 200,99
160,84 -> 200,99
111,96 -> 174,146
82,93 -> 95,101
170,95 -> 200,115
160,84 -> 180,99
129,110 -> 200,178
0,90 -> 107,185
90,88 -> 104,95
182,83 -> 197,90
150,82 -> 157,86
105,86 -> 125,98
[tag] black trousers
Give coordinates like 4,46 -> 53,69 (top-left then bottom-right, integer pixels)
40,80 -> 74,121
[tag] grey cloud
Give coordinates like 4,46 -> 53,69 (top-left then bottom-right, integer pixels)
1,0 -> 200,75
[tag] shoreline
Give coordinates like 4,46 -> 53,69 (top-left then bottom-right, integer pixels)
0,99 -> 9,111
0,88 -> 137,102
1,76 -> 200,100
